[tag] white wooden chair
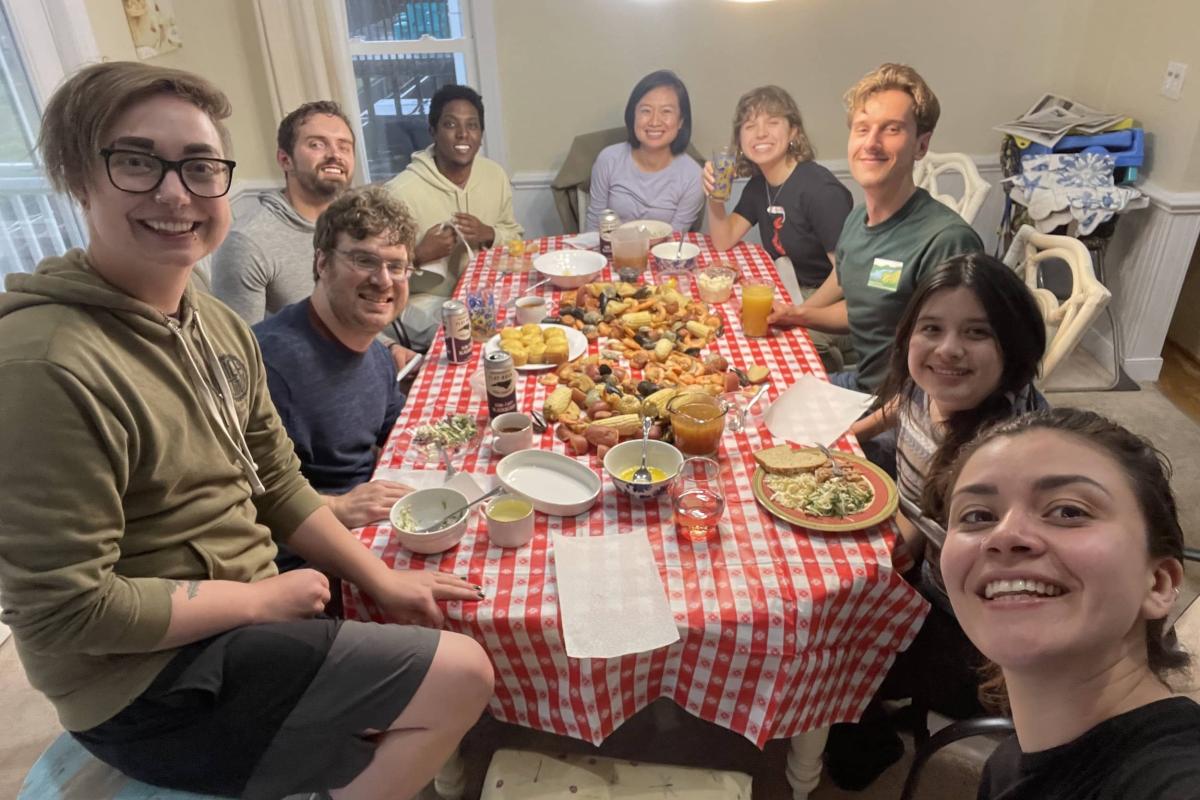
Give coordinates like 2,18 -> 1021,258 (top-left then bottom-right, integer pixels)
914,152 -> 991,225
1002,225 -> 1113,385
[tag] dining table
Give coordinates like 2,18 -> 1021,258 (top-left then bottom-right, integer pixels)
342,233 -> 929,799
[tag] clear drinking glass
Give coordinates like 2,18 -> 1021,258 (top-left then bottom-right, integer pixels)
670,457 -> 725,541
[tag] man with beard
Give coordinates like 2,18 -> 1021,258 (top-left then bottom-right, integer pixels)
212,101 -> 356,325
254,186 -> 416,548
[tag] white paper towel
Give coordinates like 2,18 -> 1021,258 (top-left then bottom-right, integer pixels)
553,532 -> 680,659
763,375 -> 874,446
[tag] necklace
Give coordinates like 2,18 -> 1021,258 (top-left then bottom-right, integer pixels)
765,178 -> 786,221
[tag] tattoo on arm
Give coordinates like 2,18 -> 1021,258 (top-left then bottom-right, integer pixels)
166,580 -> 202,600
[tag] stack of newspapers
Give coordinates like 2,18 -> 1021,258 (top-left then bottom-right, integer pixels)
995,94 -> 1127,148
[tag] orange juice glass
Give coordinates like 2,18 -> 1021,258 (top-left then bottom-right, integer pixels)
740,280 -> 775,337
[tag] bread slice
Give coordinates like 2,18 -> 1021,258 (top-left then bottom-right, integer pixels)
753,445 -> 827,475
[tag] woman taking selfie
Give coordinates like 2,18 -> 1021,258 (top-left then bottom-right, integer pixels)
0,62 -> 491,800
941,409 -> 1200,799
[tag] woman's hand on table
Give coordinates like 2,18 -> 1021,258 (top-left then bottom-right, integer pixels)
324,481 -> 413,529
369,570 -> 485,627
415,224 -> 457,265
452,212 -> 495,248
766,301 -> 807,328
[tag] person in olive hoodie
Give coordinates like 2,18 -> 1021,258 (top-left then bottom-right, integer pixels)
0,62 -> 492,800
385,84 -> 522,350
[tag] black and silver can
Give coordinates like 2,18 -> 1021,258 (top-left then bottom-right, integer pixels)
442,300 -> 472,364
598,208 -> 620,259
483,351 -> 518,418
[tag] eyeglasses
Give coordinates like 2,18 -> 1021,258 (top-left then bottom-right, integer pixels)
334,248 -> 422,278
99,148 -> 237,198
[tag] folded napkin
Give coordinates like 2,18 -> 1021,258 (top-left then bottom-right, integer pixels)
763,375 -> 874,447
553,532 -> 680,659
563,231 -> 600,250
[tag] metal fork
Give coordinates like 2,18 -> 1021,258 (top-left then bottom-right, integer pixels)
437,444 -> 458,480
816,444 -> 845,478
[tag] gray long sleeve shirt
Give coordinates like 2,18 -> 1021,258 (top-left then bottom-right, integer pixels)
211,191 -> 316,325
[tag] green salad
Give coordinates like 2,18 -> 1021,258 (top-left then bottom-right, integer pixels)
765,470 -> 874,517
413,413 -> 478,449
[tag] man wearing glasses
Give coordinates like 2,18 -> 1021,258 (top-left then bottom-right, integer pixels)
253,186 -> 420,536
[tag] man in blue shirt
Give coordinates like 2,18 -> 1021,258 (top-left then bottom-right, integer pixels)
255,185 -> 419,530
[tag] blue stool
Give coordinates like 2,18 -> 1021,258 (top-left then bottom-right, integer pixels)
19,733 -> 222,799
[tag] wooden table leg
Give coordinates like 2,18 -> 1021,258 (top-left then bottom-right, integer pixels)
433,746 -> 467,800
785,726 -> 829,800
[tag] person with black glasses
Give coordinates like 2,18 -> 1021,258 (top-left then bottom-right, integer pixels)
254,185 -> 422,535
0,61 -> 493,800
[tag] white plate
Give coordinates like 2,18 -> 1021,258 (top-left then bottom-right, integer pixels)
484,323 -> 588,371
495,449 -> 602,516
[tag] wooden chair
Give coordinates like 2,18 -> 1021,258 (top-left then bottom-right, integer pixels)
1002,225 -> 1113,385
913,152 -> 991,225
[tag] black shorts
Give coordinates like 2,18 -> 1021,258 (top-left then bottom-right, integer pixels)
73,618 -> 439,799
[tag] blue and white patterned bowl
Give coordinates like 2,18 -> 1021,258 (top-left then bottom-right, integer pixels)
651,241 -> 701,274
603,439 -> 684,500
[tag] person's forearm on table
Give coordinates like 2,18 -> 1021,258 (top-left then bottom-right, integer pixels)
798,300 -> 850,334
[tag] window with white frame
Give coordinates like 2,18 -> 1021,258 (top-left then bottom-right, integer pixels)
0,0 -> 89,279
345,0 -> 487,182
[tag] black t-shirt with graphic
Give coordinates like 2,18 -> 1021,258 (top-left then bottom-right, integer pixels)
734,159 -> 852,286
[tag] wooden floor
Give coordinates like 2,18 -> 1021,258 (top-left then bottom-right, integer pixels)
1159,340 -> 1200,425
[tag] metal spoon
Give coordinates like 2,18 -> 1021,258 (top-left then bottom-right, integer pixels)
413,486 -> 503,533
504,277 -> 552,307
631,415 -> 654,484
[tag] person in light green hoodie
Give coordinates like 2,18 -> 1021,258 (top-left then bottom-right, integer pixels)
0,62 -> 493,800
386,84 -> 523,350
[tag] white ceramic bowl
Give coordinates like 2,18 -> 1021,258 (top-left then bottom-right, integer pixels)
619,219 -> 673,247
389,487 -> 470,554
603,439 -> 684,500
533,250 -> 608,289
495,449 -> 602,515
651,241 -> 701,273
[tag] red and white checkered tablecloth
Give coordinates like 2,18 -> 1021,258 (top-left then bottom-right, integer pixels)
343,234 -> 928,747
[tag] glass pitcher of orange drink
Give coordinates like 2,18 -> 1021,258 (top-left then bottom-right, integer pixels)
740,280 -> 775,337
667,393 -> 727,457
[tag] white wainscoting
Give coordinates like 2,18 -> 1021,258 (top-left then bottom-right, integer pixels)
1094,184 -> 1200,381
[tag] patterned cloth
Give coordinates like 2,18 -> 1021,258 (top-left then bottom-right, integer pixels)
342,236 -> 929,747
1007,153 -> 1144,235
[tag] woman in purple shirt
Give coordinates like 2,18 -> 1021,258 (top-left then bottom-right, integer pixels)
585,70 -> 704,233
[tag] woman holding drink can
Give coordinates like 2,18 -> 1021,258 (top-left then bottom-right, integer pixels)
585,70 -> 705,234
703,86 -> 853,363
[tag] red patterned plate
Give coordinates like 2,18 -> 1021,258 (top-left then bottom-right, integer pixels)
751,450 -> 899,532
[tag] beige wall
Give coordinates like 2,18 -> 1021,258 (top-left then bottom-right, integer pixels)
1067,0 -> 1200,192
84,0 -> 280,182
493,0 -> 1092,174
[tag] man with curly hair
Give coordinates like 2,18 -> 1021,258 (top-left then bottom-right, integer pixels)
254,186 -> 419,533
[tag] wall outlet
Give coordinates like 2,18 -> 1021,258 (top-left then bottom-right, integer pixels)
1162,61 -> 1188,100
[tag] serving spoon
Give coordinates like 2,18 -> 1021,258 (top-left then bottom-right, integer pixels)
631,415 -> 654,484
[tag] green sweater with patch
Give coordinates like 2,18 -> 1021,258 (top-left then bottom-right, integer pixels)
0,250 -> 323,731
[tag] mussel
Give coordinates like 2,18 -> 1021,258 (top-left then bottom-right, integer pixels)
636,380 -> 660,397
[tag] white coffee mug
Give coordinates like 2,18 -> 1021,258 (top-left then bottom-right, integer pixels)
514,296 -> 548,325
491,412 -> 533,455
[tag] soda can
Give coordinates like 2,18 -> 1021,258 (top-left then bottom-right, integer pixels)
483,351 -> 518,418
598,208 -> 620,260
442,300 -> 472,364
